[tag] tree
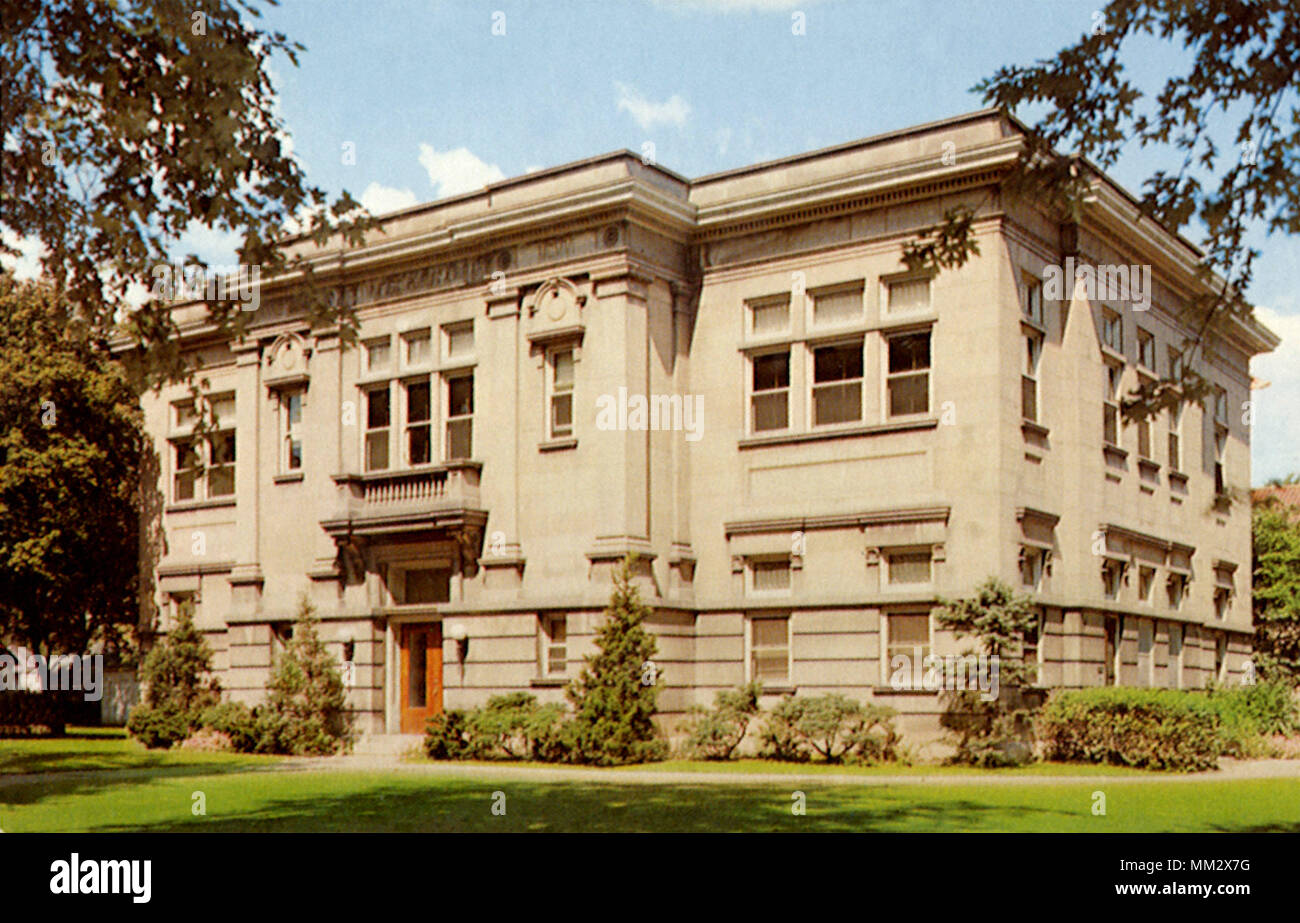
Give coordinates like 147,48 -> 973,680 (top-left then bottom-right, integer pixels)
127,598 -> 221,747
0,273 -> 145,656
906,0 -> 1297,424
566,556 -> 667,765
935,577 -> 1042,766
1,0 -> 376,390
1251,498 -> 1300,684
684,682 -> 762,760
257,596 -> 352,755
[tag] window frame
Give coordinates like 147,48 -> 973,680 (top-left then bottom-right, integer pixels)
884,546 -> 933,587
882,610 -> 932,687
746,613 -> 791,685
169,391 -> 237,503
884,328 -> 932,419
809,336 -> 865,428
547,346 -> 575,440
746,555 -> 793,597
363,383 -> 393,472
279,387 -> 305,473
1022,331 -> 1042,423
747,346 -> 792,435
1101,308 -> 1124,354
1136,327 -> 1156,371
402,377 -> 434,467
443,370 -> 474,461
1103,361 -> 1123,447
539,613 -> 568,677
1020,273 -> 1044,326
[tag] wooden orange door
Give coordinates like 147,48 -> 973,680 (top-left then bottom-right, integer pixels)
399,623 -> 443,733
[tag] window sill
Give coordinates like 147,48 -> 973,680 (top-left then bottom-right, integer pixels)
538,437 -> 578,453
1103,443 -> 1128,461
1021,420 -> 1050,439
166,497 -> 237,513
739,417 -> 937,449
1168,470 -> 1189,489
1137,457 -> 1160,475
756,684 -> 796,696
1020,316 -> 1047,335
273,471 -> 304,484
529,677 -> 568,688
1100,344 -> 1126,364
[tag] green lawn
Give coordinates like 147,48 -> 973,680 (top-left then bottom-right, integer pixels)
3,767 -> 1298,832
0,727 -> 277,775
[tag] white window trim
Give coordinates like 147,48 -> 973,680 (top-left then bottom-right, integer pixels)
883,546 -> 934,588
745,612 -> 792,685
745,555 -> 794,597
539,613 -> 569,677
808,336 -> 866,429
745,293 -> 793,341
546,345 -> 576,440
807,282 -> 865,330
401,327 -> 434,369
746,345 -> 793,436
882,327 -> 933,421
279,386 -> 305,474
443,369 -> 474,461
881,609 -> 933,687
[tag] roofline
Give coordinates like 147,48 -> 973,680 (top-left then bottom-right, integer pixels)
691,107 -> 1008,185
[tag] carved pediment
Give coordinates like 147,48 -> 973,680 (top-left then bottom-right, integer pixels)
526,277 -> 587,342
264,332 -> 310,386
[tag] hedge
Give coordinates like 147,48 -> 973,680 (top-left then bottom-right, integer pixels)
1040,688 -> 1224,771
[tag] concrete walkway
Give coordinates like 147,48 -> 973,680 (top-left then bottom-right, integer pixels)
4,754 -> 1299,791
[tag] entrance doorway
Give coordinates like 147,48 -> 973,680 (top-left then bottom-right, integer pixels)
399,623 -> 443,733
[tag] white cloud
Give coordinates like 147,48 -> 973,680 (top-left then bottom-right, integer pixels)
0,231 -> 46,280
1250,301 -> 1300,482
359,182 -> 419,215
615,82 -> 691,131
417,145 -> 506,198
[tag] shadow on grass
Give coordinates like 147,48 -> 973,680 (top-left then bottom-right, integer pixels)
0,762 -> 281,808
85,780 -> 1076,833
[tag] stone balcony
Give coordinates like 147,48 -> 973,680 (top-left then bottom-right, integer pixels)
320,461 -> 487,545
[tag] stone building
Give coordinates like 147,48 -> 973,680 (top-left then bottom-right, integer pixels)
134,109 -> 1279,744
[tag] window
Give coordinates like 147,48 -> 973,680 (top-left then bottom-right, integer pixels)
1167,573 -> 1187,609
1214,634 -> 1227,680
402,567 -> 450,604
548,348 -> 574,439
887,549 -> 932,585
886,278 -> 930,315
173,440 -> 200,501
541,614 -> 567,675
271,622 -> 294,658
1137,327 -> 1155,370
1021,274 -> 1043,325
365,387 -> 391,471
280,388 -> 304,472
364,336 -> 392,372
1104,616 -> 1119,686
1168,623 -> 1184,689
1138,566 -> 1155,603
404,380 -> 432,466
812,341 -> 863,426
1167,405 -> 1182,471
445,373 -> 473,460
164,592 -> 196,632
402,328 -> 432,366
171,393 -> 236,501
885,612 -> 931,679
749,557 -> 792,595
1213,429 -> 1227,496
1136,407 -> 1153,460
1102,560 -> 1122,600
1168,347 -> 1185,381
749,297 -> 789,337
444,321 -> 474,360
1213,386 -> 1228,424
749,615 -> 790,683
751,351 -> 790,433
811,286 -> 862,326
1022,333 -> 1041,422
1020,547 -> 1045,590
1023,610 -> 1042,683
1103,363 -> 1122,445
1138,619 -> 1154,686
887,331 -> 930,417
1101,309 -> 1123,353
1214,587 -> 1231,620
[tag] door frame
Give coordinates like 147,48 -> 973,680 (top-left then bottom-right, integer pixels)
384,613 -> 444,734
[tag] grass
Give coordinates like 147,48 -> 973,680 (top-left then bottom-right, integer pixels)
0,726 -> 277,775
2,768 -> 1298,832
410,756 -> 1169,777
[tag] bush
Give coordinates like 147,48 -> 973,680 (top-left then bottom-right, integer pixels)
0,690 -> 73,736
424,710 -> 470,760
465,693 -> 567,759
126,703 -> 189,749
759,694 -> 900,764
684,683 -> 761,760
1201,681 -> 1299,757
1039,688 -> 1223,771
256,597 -> 353,756
199,701 -> 258,753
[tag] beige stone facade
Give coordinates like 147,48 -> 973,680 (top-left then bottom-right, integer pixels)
137,109 -> 1279,744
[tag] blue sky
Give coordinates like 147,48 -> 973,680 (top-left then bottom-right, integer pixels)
9,0 -> 1296,478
